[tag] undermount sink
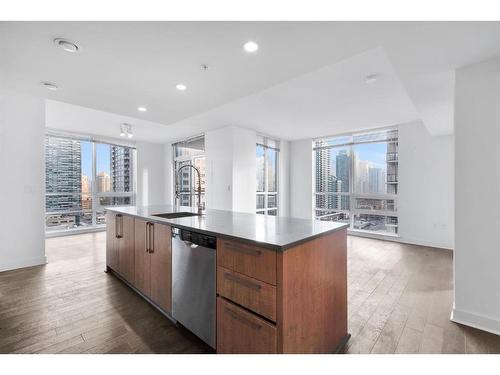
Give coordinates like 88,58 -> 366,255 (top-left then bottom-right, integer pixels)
152,212 -> 202,219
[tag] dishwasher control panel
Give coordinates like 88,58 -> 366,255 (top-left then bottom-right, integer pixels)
174,228 -> 217,250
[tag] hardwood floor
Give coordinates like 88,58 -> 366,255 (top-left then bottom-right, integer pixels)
0,232 -> 499,354
345,236 -> 500,354
0,232 -> 212,354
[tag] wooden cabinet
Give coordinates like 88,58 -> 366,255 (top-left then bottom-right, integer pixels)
150,223 -> 172,313
134,218 -> 172,314
134,219 -> 151,296
106,212 -> 135,284
217,239 -> 276,285
216,229 -> 348,354
217,297 -> 277,354
106,212 -> 118,271
217,266 -> 276,321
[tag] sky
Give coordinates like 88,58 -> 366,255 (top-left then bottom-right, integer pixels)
81,142 -> 110,180
331,142 -> 387,170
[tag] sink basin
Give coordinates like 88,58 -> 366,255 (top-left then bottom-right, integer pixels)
152,212 -> 202,219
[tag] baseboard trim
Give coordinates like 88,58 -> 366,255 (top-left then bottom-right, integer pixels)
348,230 -> 453,251
0,255 -> 47,273
451,307 -> 500,336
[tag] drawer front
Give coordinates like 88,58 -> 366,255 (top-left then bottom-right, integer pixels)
217,239 -> 276,285
217,267 -> 276,321
217,297 -> 277,354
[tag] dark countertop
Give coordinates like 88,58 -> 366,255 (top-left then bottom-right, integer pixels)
105,204 -> 348,251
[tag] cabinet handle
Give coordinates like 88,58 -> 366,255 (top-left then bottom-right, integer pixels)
224,272 -> 261,291
145,223 -> 150,253
149,223 -> 155,253
116,215 -> 123,239
224,242 -> 261,256
224,308 -> 262,330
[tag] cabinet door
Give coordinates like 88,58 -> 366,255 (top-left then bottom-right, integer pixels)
150,223 -> 172,313
134,218 -> 151,297
117,215 -> 135,284
217,297 -> 277,354
106,212 -> 119,271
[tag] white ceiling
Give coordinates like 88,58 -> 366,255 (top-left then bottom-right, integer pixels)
2,21 -> 500,142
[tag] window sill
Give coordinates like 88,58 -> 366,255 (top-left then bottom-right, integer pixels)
347,229 -> 400,240
45,225 -> 106,238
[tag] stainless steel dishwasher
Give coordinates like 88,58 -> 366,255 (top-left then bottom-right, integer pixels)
171,227 -> 216,348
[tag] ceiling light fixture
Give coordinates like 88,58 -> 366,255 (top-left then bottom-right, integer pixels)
40,81 -> 59,91
365,74 -> 379,84
243,41 -> 259,53
176,83 -> 187,91
53,38 -> 80,53
137,106 -> 147,112
120,123 -> 133,138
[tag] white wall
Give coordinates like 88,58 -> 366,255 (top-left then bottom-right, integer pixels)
288,122 -> 454,249
164,142 -> 174,205
0,90 -> 46,271
135,142 -> 166,207
205,126 -> 256,213
278,140 -> 291,217
398,122 -> 454,249
289,139 -> 313,219
452,56 -> 500,335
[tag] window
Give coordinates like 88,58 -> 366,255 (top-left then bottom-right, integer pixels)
313,128 -> 398,235
45,133 -> 136,233
256,136 -> 279,216
172,136 -> 206,208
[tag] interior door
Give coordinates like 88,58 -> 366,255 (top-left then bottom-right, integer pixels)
150,223 -> 172,313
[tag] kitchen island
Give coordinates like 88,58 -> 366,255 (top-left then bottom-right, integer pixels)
105,204 -> 349,354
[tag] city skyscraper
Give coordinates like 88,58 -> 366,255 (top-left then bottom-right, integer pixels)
368,167 -> 383,193
45,137 -> 82,212
315,141 -> 332,211
335,149 -> 350,210
81,175 -> 90,193
111,146 -> 133,192
97,171 -> 111,193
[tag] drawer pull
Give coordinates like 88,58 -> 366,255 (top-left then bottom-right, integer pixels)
224,308 -> 262,330
224,272 -> 261,291
224,242 -> 261,256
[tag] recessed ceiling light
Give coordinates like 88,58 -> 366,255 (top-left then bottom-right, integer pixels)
243,41 -> 259,53
40,81 -> 59,91
53,38 -> 80,53
176,84 -> 187,91
365,74 -> 380,84
137,106 -> 147,112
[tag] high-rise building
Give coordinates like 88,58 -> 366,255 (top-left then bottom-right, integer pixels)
356,159 -> 370,193
45,137 -> 82,212
336,150 -> 350,192
315,141 -> 332,212
97,171 -> 111,193
81,175 -> 90,193
111,146 -> 133,192
335,150 -> 350,210
368,167 -> 383,193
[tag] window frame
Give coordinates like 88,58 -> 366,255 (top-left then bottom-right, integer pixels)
44,132 -> 136,235
172,135 -> 206,208
313,128 -> 399,236
256,137 -> 279,216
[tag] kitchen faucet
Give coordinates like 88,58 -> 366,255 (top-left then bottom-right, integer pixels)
175,164 -> 205,214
